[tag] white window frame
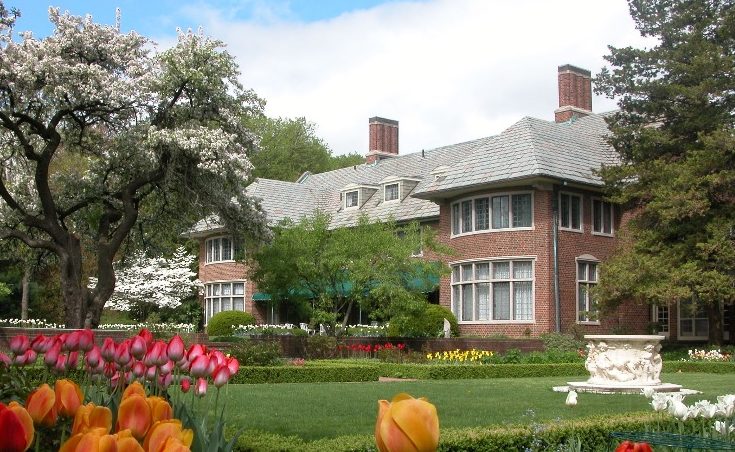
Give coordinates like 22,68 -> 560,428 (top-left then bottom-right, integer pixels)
204,280 -> 246,325
591,198 -> 614,236
652,305 -> 669,336
576,259 -> 600,324
559,192 -> 583,232
450,191 -> 534,237
384,183 -> 400,202
344,190 -> 359,209
449,257 -> 535,324
205,236 -> 235,264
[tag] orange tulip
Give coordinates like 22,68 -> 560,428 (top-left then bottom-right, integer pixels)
375,393 -> 439,452
7,401 -> 34,451
122,381 -> 146,401
55,379 -> 85,418
158,437 -> 191,452
59,427 -> 111,452
143,420 -> 193,452
0,402 -> 34,452
117,395 -> 152,439
114,430 -> 145,452
72,403 -> 112,435
26,383 -> 57,427
146,397 -> 173,423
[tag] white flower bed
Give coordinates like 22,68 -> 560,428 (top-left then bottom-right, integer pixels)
687,349 -> 732,362
0,318 -> 195,333
0,318 -> 65,329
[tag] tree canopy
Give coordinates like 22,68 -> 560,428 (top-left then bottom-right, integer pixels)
0,8 -> 268,327
594,0 -> 735,343
247,115 -> 364,182
248,213 -> 449,329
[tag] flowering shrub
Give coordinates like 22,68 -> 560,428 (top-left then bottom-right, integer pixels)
425,349 -> 493,364
233,324 -> 303,337
685,349 -> 732,362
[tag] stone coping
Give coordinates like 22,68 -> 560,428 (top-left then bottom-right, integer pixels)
584,335 -> 666,341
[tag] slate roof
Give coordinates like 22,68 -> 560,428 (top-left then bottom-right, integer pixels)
190,112 -> 616,234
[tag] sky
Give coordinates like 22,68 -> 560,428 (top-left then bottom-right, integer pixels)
10,0 -> 650,157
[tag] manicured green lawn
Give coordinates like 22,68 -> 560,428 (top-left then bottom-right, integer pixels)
212,373 -> 733,440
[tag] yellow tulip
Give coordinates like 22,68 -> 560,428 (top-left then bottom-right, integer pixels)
55,379 -> 85,418
72,403 -> 112,435
375,393 -> 439,452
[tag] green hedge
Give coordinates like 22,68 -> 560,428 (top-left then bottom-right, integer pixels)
663,361 -> 735,373
376,362 -> 587,380
230,364 -> 381,384
233,412 -> 688,452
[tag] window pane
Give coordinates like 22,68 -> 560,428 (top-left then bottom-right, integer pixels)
222,284 -> 232,296
571,196 -> 581,229
206,240 -> 212,263
578,262 -> 587,281
452,204 -> 460,235
221,238 -> 232,260
603,202 -> 612,234
476,283 -> 490,321
205,300 -> 210,322
560,194 -> 570,228
695,318 -> 709,337
514,281 -> 533,320
512,194 -> 532,228
206,285 -> 212,296
385,184 -> 399,201
680,319 -> 693,335
213,284 -> 221,296
462,264 -> 473,281
474,198 -> 489,230
593,200 -> 602,232
222,297 -> 232,311
346,191 -> 358,207
588,264 -> 597,282
461,200 -> 472,233
493,262 -> 510,279
493,282 -> 510,320
451,286 -> 460,317
461,285 -> 473,321
492,196 -> 509,229
452,266 -> 459,283
475,263 -> 490,280
578,284 -> 588,320
513,261 -> 532,279
234,297 -> 244,311
234,283 -> 245,295
212,299 -> 220,314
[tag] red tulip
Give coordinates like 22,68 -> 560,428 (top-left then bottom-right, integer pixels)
226,357 -> 239,376
176,356 -> 189,372
0,352 -> 11,367
67,351 -> 79,370
210,350 -> 226,367
158,372 -> 173,390
14,350 -> 37,367
189,355 -> 209,378
85,346 -> 101,368
194,378 -> 207,397
30,335 -> 48,354
9,335 -> 30,356
186,344 -> 206,361
615,441 -> 653,452
0,402 -> 34,452
64,331 -> 81,352
103,362 -> 117,379
206,355 -> 217,376
166,335 -> 185,362
130,336 -> 147,360
138,328 -> 154,346
145,366 -> 157,381
212,364 -> 231,388
79,329 -> 95,352
101,338 -> 116,362
132,361 -> 146,378
115,341 -> 132,366
54,354 -> 68,373
180,378 -> 191,393
159,360 -> 174,376
44,341 -> 61,367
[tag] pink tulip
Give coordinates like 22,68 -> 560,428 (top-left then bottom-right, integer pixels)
226,357 -> 239,376
187,344 -> 206,361
101,338 -> 116,362
180,378 -> 191,393
206,354 -> 217,376
130,336 -> 147,360
176,357 -> 189,372
212,364 -> 231,388
23,350 -> 37,366
137,328 -> 153,346
167,335 -> 185,362
85,346 -> 101,368
44,341 -> 61,367
79,329 -> 95,352
58,333 -> 69,351
115,341 -> 132,366
103,362 -> 117,379
64,331 -> 81,351
194,377 -> 207,397
125,371 -> 134,384
158,373 -> 173,389
0,352 -> 11,367
132,361 -> 146,378
189,355 -> 209,378
210,350 -> 226,367
55,354 -> 68,373
67,351 -> 79,370
144,341 -> 166,367
9,335 -> 29,356
159,360 -> 174,376
12,353 -> 27,366
31,334 -> 48,354
145,366 -> 157,381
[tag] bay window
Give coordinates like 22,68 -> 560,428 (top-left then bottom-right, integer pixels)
451,259 -> 534,322
205,236 -> 239,263
451,192 -> 533,236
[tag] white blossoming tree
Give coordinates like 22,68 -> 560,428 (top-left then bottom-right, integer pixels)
89,247 -> 201,312
0,8 -> 269,328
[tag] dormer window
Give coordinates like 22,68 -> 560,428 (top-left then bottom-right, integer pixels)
345,190 -> 359,209
384,183 -> 399,202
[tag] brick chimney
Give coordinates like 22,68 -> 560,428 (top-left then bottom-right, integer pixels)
554,64 -> 592,122
366,117 -> 398,164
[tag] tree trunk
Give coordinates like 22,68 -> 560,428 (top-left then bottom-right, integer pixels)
342,298 -> 354,328
706,301 -> 724,346
20,265 -> 30,320
59,236 -> 88,329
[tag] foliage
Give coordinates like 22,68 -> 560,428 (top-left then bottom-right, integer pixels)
0,8 -> 269,328
249,212 -> 449,329
425,349 -> 494,364
247,115 -> 363,182
388,303 -> 459,337
207,310 -> 256,337
230,363 -> 381,384
594,0 -> 735,344
227,340 -> 283,366
305,335 -> 338,359
234,324 -> 308,337
540,332 -> 586,353
89,247 -> 200,312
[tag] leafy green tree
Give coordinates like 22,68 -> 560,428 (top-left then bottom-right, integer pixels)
248,212 -> 449,329
0,9 -> 268,328
594,0 -> 735,344
248,116 -> 363,182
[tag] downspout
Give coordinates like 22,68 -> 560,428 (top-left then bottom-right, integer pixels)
552,184 -> 561,333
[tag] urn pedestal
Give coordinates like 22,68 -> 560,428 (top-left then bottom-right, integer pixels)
568,335 -> 681,394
